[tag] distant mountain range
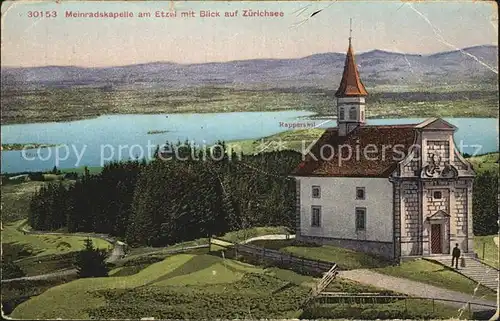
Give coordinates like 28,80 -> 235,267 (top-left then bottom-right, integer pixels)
1,45 -> 498,90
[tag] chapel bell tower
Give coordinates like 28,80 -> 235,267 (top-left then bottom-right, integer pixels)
335,19 -> 368,136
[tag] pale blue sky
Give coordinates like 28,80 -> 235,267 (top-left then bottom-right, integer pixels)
1,1 -> 498,67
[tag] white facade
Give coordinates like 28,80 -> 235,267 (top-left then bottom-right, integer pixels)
297,177 -> 393,243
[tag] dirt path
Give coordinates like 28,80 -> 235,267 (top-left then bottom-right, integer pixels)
338,269 -> 497,312
239,234 -> 295,244
19,224 -> 116,244
1,268 -> 78,283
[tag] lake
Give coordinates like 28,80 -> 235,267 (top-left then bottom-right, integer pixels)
1,111 -> 498,173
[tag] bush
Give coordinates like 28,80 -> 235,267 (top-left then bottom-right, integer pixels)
122,255 -> 164,267
89,273 -> 309,319
301,304 -> 436,320
1,259 -> 26,279
28,172 -> 45,181
64,172 -> 79,180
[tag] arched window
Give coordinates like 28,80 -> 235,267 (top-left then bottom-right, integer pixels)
339,107 -> 345,120
349,107 -> 357,120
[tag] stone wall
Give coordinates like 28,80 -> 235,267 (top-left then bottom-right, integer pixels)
424,188 -> 450,216
297,234 -> 395,260
454,187 -> 468,251
402,148 -> 420,177
427,180 -> 451,187
393,181 -> 401,259
400,181 -> 421,256
426,140 -> 450,167
295,179 -> 301,237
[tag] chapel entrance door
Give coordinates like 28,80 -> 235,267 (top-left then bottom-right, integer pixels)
431,224 -> 442,254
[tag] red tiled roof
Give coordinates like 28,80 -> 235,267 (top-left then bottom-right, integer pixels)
291,125 -> 417,177
335,41 -> 368,97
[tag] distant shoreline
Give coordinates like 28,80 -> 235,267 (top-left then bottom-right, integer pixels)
147,130 -> 170,135
1,143 -> 60,151
1,110 -> 498,126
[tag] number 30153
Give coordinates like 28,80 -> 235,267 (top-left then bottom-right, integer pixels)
27,11 -> 57,18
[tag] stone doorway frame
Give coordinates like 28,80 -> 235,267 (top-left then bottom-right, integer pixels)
425,210 -> 451,255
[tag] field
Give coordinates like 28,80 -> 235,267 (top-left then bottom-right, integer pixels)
59,166 -> 106,175
375,259 -> 497,301
228,128 -> 325,155
1,275 -> 77,315
10,251 -> 468,320
2,220 -> 111,261
467,152 -> 499,174
302,300 -> 468,320
474,235 -> 499,269
125,226 -> 289,261
10,253 -> 310,319
1,180 -> 45,222
1,86 -> 498,125
250,239 -> 391,270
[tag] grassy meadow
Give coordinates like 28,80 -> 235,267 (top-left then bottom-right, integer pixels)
59,166 -> 104,174
2,220 -> 111,260
468,152 -> 499,174
1,180 -> 46,222
10,250 -> 469,320
10,253 -> 311,319
249,239 -> 391,270
228,128 -> 325,154
125,226 -> 289,261
1,276 -> 78,315
474,235 -> 499,269
302,300 -> 468,320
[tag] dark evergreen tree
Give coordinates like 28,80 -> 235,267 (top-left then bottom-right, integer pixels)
473,170 -> 499,235
74,238 -> 109,278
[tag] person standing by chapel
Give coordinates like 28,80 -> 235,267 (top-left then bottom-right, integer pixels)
452,243 -> 461,269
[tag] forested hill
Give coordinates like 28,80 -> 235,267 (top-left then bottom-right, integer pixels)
2,45 -> 498,90
28,147 -> 301,247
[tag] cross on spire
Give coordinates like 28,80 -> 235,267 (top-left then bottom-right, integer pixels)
335,19 -> 368,98
349,18 -> 352,45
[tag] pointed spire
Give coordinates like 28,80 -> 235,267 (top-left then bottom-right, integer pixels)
335,21 -> 368,98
